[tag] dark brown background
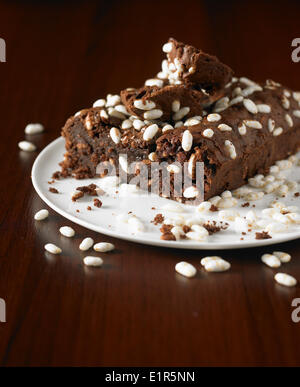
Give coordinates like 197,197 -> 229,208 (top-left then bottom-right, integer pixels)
0,0 -> 300,367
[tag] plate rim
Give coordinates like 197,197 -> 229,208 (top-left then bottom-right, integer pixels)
31,137 -> 300,250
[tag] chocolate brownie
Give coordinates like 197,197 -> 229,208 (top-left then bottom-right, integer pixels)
59,39 -> 300,203
120,38 -> 233,122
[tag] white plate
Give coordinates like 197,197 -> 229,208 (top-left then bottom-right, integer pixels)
32,137 -> 300,250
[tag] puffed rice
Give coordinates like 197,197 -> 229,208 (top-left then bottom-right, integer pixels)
182,130 -> 193,151
273,251 -> 291,263
34,209 -> 49,221
175,261 -> 197,278
18,141 -> 36,152
83,256 -> 103,267
243,99 -> 258,114
261,254 -> 281,268
59,226 -> 75,237
144,109 -> 163,120
143,124 -> 159,141
25,123 -> 44,134
173,107 -> 190,121
79,237 -> 94,251
45,243 -> 62,255
110,127 -> 121,144
274,273 -> 297,287
93,242 -> 114,252
134,99 -> 156,110
201,256 -> 231,272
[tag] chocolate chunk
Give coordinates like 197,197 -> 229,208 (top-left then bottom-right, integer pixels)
255,231 -> 272,240
93,198 -> 102,208
160,232 -> 176,241
203,220 -> 228,235
72,191 -> 84,201
152,213 -> 164,225
76,183 -> 98,196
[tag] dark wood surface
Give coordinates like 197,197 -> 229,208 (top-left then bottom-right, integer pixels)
1,0 -> 300,366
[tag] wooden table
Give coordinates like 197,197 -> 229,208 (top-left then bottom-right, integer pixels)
0,0 -> 300,366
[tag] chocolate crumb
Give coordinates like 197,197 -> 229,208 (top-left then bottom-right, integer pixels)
52,171 -> 61,180
72,191 -> 84,202
242,202 -> 250,207
151,207 -> 156,210
152,213 -> 164,225
255,231 -> 272,240
203,220 -> 229,235
93,198 -> 102,208
76,183 -> 98,196
160,224 -> 173,234
160,232 -> 176,241
49,187 -> 59,194
76,209 -> 80,213
182,225 -> 191,233
294,192 -> 300,197
210,204 -> 218,212
87,206 -> 92,211
242,232 -> 246,235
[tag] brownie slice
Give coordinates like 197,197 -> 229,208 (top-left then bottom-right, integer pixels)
120,38 -> 233,122
60,78 -> 300,202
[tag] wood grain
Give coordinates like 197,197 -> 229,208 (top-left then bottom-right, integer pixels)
0,0 -> 300,366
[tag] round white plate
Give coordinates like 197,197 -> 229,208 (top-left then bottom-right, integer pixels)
32,137 -> 300,249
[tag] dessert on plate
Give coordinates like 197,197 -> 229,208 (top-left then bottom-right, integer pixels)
58,38 -> 300,203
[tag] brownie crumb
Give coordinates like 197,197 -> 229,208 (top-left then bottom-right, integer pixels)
242,202 -> 250,207
160,232 -> 176,241
152,213 -> 164,225
87,206 -> 92,211
242,232 -> 246,235
203,220 -> 229,235
160,224 -> 173,234
93,198 -> 102,208
294,192 -> 300,197
210,204 -> 218,212
49,187 -> 59,194
76,209 -> 80,213
52,171 -> 61,180
182,225 -> 191,233
151,207 -> 156,210
72,191 -> 84,202
255,231 -> 272,240
76,183 -> 98,196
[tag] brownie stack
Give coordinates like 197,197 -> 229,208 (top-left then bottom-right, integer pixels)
59,38 -> 300,202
